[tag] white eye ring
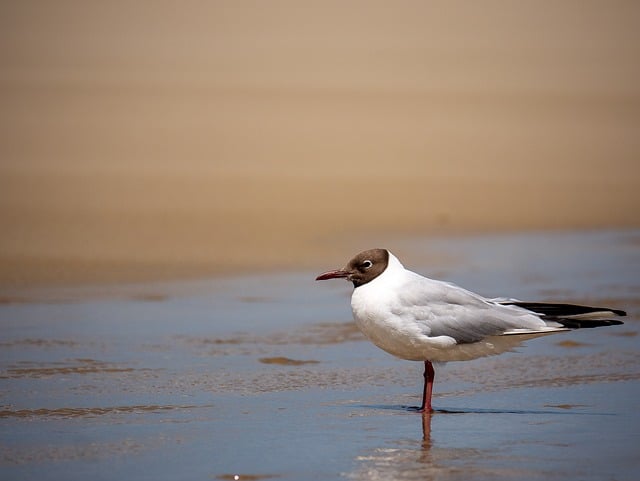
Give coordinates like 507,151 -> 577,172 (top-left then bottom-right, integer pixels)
362,260 -> 373,269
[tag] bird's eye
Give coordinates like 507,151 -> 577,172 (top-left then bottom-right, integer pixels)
362,260 -> 373,269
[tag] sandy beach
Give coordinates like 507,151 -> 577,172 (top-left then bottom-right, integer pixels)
1,1 -> 639,288
1,6 -> 639,479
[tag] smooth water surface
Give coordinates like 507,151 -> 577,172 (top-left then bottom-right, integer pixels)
1,230 -> 639,480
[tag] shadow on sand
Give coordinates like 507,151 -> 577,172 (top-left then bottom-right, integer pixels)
357,403 -> 616,416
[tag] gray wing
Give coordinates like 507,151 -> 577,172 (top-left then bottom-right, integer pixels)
393,275 -> 547,343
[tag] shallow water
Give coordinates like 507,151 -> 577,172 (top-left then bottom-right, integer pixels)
1,230 -> 639,480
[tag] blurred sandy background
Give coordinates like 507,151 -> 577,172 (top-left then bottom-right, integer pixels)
1,1 -> 639,287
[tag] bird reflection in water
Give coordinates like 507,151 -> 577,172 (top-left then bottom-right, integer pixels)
347,410 -> 516,481
347,412 -> 442,481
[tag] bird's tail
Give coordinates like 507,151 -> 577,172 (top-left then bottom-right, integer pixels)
500,301 -> 626,329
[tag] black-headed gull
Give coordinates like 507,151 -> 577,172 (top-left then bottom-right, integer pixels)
316,248 -> 626,412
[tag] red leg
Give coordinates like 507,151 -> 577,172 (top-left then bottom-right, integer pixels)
419,360 -> 435,413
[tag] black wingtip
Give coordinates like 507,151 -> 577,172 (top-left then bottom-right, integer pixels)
504,301 -> 626,318
555,318 -> 625,329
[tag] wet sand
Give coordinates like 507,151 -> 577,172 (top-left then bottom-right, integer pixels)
1,230 -> 638,480
1,2 -> 640,287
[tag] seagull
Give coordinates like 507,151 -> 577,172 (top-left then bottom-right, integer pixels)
315,248 -> 626,412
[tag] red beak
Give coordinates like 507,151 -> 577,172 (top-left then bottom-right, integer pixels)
315,269 -> 350,281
